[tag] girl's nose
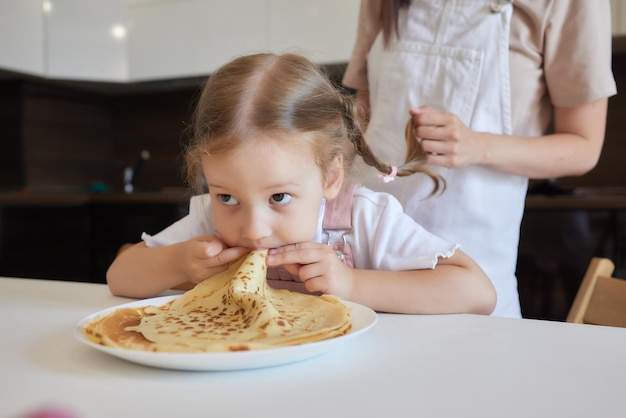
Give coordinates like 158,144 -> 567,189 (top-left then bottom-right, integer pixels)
240,207 -> 272,241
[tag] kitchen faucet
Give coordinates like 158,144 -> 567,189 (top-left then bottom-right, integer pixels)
123,150 -> 151,193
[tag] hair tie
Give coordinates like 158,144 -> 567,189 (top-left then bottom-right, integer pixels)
378,165 -> 397,183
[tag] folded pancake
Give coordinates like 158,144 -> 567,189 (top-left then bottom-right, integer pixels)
84,250 -> 352,352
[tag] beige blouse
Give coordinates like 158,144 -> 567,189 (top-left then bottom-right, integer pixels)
342,0 -> 617,137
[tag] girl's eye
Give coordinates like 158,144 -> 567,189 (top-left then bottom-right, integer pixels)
270,193 -> 292,205
218,194 -> 239,206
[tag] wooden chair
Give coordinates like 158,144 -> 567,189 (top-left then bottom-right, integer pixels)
566,257 -> 626,327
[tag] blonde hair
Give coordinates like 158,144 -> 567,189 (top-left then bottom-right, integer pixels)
185,52 -> 443,194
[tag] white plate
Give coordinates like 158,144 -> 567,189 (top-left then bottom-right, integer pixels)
74,295 -> 377,371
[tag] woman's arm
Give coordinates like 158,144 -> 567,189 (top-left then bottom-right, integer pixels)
342,0 -> 383,92
411,97 -> 608,179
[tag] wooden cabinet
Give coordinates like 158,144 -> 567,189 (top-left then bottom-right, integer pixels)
89,201 -> 188,281
0,204 -> 90,281
0,198 -> 188,283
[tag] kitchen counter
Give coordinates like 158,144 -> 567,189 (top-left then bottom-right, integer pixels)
525,187 -> 626,210
0,190 -> 191,206
3,187 -> 626,209
2,277 -> 626,418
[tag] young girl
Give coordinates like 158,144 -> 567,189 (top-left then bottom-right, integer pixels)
106,52 -> 496,315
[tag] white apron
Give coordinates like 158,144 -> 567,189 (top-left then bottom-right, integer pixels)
363,0 -> 524,317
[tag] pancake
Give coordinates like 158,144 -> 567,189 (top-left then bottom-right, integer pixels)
84,307 -> 154,351
84,250 -> 352,352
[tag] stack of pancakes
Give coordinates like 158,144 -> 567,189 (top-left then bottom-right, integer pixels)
84,250 -> 352,352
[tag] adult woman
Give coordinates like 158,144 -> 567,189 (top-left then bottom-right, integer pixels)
343,0 -> 617,317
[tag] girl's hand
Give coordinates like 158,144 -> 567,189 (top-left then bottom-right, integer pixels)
409,106 -> 484,168
180,234 -> 249,284
266,242 -> 355,299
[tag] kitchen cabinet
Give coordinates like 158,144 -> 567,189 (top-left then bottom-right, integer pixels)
0,196 -> 188,283
0,0 -> 359,82
267,0 -> 361,64
46,0 -> 127,81
0,203 -> 91,282
128,0 -> 266,81
89,200 -> 188,281
128,0 -> 360,81
0,0 -> 126,81
0,0 -> 44,75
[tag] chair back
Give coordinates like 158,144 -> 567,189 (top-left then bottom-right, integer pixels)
566,257 -> 626,328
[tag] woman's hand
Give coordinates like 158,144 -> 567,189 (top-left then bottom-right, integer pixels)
266,242 -> 355,299
179,234 -> 250,284
409,106 -> 484,169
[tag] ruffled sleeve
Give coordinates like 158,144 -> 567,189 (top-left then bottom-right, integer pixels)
142,194 -> 213,247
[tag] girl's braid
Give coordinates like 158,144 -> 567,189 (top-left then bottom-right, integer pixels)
339,93 -> 445,196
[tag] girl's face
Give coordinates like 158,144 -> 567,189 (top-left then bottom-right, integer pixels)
202,134 -> 342,250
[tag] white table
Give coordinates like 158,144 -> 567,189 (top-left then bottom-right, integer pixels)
2,277 -> 626,418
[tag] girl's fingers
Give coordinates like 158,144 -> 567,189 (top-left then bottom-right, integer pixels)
267,242 -> 325,266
